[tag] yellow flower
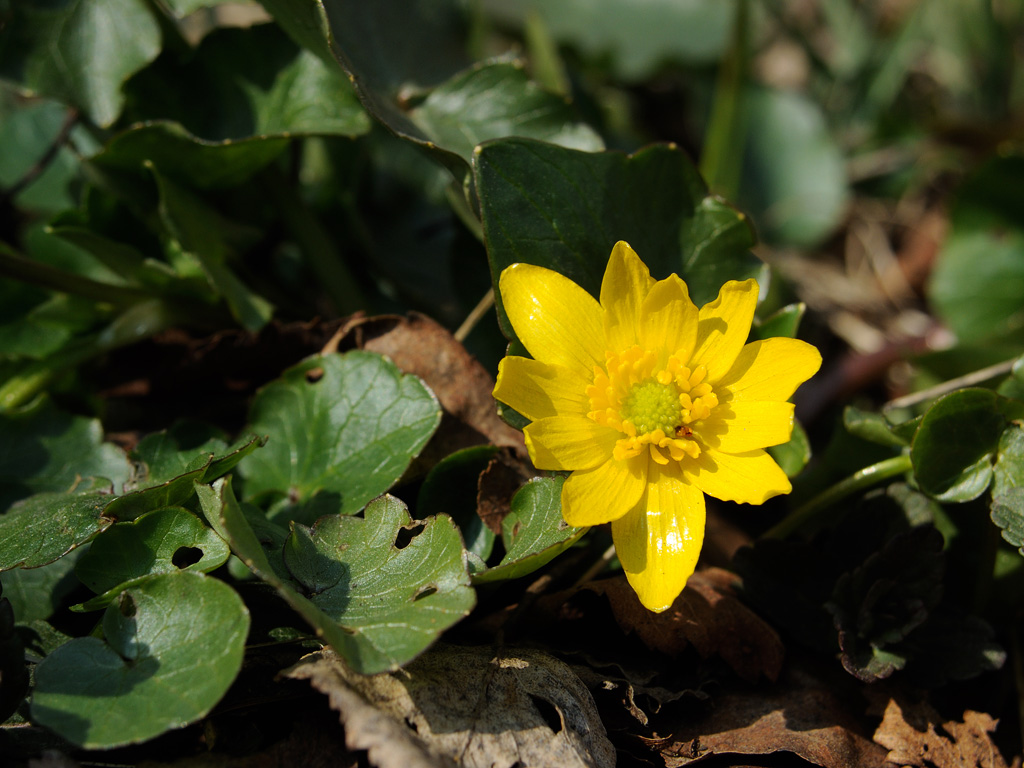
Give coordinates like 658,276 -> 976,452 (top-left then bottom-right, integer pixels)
493,242 -> 821,612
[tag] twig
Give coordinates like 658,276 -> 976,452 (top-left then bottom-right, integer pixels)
454,287 -> 494,343
570,544 -> 617,590
885,357 -> 1019,411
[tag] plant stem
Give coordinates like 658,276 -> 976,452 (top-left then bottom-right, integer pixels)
0,243 -> 154,306
762,454 -> 913,540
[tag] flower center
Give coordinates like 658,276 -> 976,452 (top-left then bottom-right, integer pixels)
621,380 -> 681,436
586,345 -> 719,465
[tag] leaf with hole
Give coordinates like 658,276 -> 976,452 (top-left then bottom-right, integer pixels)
201,478 -> 473,673
74,507 -> 230,604
31,571 -> 249,749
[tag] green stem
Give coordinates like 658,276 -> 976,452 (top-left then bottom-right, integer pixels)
0,243 -> 154,306
699,0 -> 749,199
762,454 -> 913,540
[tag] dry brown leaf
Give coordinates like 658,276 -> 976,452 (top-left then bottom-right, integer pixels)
589,569 -> 784,683
655,665 -> 889,767
477,450 -> 535,535
872,696 -> 1010,768
336,313 -> 525,458
287,645 -> 616,768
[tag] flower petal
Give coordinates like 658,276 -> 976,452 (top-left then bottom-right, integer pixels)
683,448 -> 791,504
715,337 -> 822,403
601,241 -> 654,353
689,279 -> 759,383
524,416 -> 619,471
500,262 -> 604,377
494,356 -> 591,422
612,463 -> 705,613
638,273 -> 699,359
699,401 -> 794,453
562,454 -> 647,526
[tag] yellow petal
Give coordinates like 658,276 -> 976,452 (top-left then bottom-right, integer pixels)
699,401 -> 795,453
562,454 -> 647,526
612,463 -> 705,613
689,279 -> 759,383
638,273 -> 699,359
494,356 -> 591,422
601,241 -> 654,353
715,337 -> 822,402
684,447 -> 791,504
500,262 -> 604,377
524,416 -> 619,471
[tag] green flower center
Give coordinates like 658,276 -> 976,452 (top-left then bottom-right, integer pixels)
620,379 -> 681,436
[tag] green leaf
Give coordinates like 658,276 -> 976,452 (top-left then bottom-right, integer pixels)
1,549 -> 82,623
31,571 -> 249,748
0,0 -> 162,127
99,433 -> 264,522
87,122 -> 291,189
417,445 -> 500,561
482,0 -> 734,81
0,487 -> 116,571
75,507 -> 230,598
991,488 -> 1024,554
826,525 -> 945,682
753,303 -> 806,340
0,97 -> 79,213
0,591 -> 29,723
257,0 -> 335,64
284,496 -> 475,661
768,419 -> 812,478
0,397 -> 131,511
993,424 -> 1024,498
407,60 -> 603,165
152,168 -> 274,331
844,406 -> 911,449
46,225 -> 178,290
238,351 -> 441,524
474,137 -> 763,339
130,423 -> 261,488
123,25 -> 370,142
930,155 -> 1024,343
322,0 -> 599,173
203,478 -> 473,673
473,476 -> 585,584
740,86 -> 849,247
911,388 -> 1024,502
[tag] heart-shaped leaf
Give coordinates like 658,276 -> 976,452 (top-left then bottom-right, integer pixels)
473,137 -> 763,340
31,571 -> 249,748
238,351 -> 441,524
